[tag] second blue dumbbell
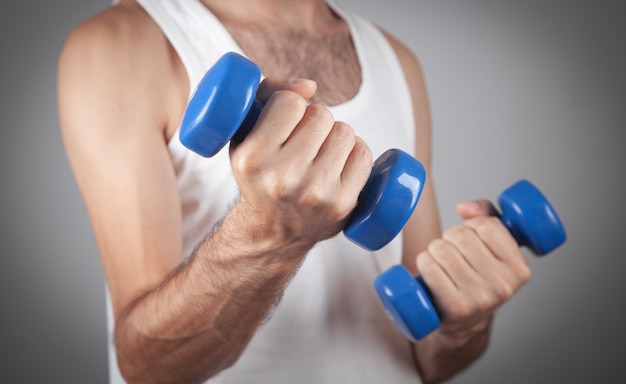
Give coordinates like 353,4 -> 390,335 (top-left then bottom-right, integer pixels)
179,52 -> 426,251
374,180 -> 567,341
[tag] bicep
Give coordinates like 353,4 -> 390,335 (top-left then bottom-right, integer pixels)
73,127 -> 183,316
58,22 -> 183,316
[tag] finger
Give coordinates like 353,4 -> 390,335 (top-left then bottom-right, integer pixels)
416,250 -> 468,318
312,121 -> 356,177
256,77 -> 317,104
426,238 -> 482,289
464,216 -> 529,274
456,199 -> 500,220
298,122 -> 358,209
441,223 -> 526,296
452,217 -> 531,299
442,224 -> 498,279
422,238 -> 513,326
338,136 -> 373,202
281,104 -> 335,163
417,249 -> 458,294
246,90 -> 308,150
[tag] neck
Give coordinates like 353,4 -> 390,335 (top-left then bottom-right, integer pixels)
201,0 -> 334,31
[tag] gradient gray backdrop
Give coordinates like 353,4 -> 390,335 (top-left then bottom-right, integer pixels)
2,0 -> 624,382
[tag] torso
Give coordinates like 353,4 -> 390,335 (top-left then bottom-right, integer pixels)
98,2 -> 423,382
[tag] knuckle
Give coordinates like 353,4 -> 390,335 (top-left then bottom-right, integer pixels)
329,201 -> 352,221
332,121 -> 356,142
416,251 -> 436,275
328,189 -> 357,221
300,187 -> 350,222
299,185 -> 325,207
270,173 -> 300,201
274,90 -> 307,112
445,334 -> 471,350
490,276 -> 516,303
446,299 -> 473,321
335,191 -> 358,216
306,104 -> 335,127
492,279 -> 515,302
232,151 -> 261,177
428,238 -> 457,261
517,263 -> 532,284
473,289 -> 497,312
445,224 -> 476,245
353,137 -> 373,164
473,216 -> 501,236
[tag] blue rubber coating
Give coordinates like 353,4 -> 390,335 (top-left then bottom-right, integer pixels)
180,52 -> 262,157
499,180 -> 567,255
344,148 -> 426,251
374,265 -> 440,342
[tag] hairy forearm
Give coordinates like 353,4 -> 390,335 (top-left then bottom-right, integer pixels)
414,316 -> 493,383
114,204 -> 310,383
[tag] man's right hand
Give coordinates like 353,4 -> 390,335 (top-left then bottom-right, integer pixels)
229,78 -> 373,252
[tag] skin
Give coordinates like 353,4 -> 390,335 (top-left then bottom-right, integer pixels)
57,0 -> 531,383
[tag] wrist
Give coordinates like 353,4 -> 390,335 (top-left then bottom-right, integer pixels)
415,315 -> 493,383
438,315 -> 494,351
221,199 -> 316,257
193,200 -> 314,282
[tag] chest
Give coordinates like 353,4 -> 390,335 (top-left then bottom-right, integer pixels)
223,24 -> 362,106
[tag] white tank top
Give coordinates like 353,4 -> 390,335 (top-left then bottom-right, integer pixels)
107,1 -> 421,382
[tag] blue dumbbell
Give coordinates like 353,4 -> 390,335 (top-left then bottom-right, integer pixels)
179,52 -> 427,251
374,180 -> 567,341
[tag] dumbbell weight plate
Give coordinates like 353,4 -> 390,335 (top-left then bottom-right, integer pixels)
180,52 -> 262,157
499,180 -> 567,255
344,149 -> 426,251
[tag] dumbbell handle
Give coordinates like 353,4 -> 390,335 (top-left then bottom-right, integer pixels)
375,180 -> 567,341
232,98 -> 264,145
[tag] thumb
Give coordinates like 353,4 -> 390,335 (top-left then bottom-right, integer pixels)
256,77 -> 318,104
455,199 -> 500,220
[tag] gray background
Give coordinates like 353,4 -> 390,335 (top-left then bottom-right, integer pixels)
1,0 -> 624,382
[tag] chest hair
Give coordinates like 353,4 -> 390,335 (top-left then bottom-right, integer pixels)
223,23 -> 362,106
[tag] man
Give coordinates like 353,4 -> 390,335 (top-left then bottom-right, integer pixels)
58,0 -> 530,382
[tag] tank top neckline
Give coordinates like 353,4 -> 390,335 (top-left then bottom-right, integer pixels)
182,0 -> 373,115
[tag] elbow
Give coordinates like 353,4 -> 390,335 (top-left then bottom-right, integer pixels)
114,323 -> 169,383
114,325 -> 244,383
114,329 -> 151,384
116,356 -> 142,384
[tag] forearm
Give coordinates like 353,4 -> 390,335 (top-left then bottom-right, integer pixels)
115,203 -> 310,383
413,316 -> 493,383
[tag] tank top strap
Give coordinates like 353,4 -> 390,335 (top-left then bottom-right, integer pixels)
135,0 -> 244,92
327,0 -> 415,146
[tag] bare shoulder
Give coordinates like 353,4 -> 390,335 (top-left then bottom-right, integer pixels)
58,0 -> 187,141
57,2 -> 187,312
60,1 -> 163,75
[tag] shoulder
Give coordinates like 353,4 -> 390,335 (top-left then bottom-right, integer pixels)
58,0 -> 187,141
60,1 -> 161,70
